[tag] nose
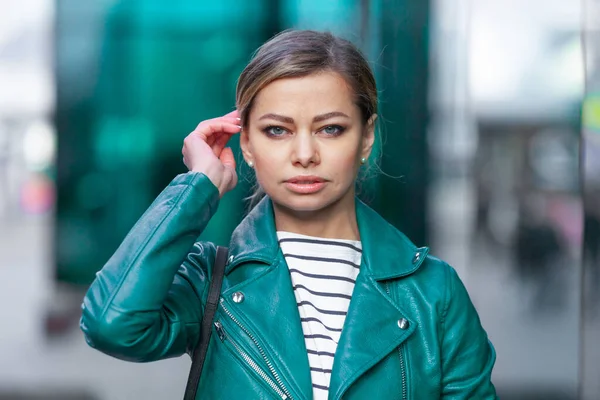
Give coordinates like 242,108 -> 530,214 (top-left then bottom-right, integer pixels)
291,133 -> 320,167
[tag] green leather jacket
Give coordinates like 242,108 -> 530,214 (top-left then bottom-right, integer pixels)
80,172 -> 497,399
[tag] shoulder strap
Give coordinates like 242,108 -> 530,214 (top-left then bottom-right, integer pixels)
183,245 -> 228,400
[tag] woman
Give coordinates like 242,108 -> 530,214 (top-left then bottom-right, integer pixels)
80,29 -> 497,399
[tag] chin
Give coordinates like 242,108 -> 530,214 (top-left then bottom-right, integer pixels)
270,190 -> 344,214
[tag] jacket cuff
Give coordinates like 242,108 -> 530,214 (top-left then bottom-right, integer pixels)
170,171 -> 220,214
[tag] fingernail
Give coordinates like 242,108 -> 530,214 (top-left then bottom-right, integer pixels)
236,117 -> 241,120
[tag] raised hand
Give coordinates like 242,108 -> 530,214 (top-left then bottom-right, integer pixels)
182,110 -> 241,197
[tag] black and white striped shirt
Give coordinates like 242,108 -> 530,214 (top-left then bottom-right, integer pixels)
277,231 -> 362,400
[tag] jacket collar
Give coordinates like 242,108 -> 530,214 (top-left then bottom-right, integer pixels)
226,195 -> 429,279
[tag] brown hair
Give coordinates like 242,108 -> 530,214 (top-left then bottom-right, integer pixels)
236,29 -> 378,126
236,29 -> 379,207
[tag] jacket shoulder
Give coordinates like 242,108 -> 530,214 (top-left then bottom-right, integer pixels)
414,254 -> 484,331
399,253 -> 463,316
412,253 -> 454,286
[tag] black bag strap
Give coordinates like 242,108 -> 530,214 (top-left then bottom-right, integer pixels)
183,245 -> 228,400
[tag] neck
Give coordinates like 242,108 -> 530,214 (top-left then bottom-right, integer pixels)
273,193 -> 360,241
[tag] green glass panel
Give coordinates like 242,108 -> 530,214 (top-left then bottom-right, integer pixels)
55,0 -> 271,284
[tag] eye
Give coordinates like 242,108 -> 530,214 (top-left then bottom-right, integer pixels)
321,125 -> 345,136
263,126 -> 288,137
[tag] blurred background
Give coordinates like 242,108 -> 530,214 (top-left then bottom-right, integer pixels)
0,0 -> 597,399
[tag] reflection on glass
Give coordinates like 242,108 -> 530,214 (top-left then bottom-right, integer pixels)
581,0 -> 600,396
430,0 -> 583,398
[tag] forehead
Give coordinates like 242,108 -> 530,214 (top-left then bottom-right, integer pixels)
251,72 -> 359,117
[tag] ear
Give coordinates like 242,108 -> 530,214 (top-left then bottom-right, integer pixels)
239,126 -> 254,164
361,114 -> 377,160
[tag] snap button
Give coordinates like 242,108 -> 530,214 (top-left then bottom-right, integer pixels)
232,292 -> 245,303
412,252 -> 421,264
397,318 -> 409,330
227,255 -> 234,264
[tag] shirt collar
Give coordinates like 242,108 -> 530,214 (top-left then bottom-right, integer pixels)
226,196 -> 428,279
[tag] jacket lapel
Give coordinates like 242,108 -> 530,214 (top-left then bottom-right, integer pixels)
327,271 -> 416,399
328,200 -> 428,399
224,198 -> 312,400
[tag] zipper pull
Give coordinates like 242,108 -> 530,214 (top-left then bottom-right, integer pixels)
214,321 -> 226,341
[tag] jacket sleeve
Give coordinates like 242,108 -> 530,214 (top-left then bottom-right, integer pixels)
440,265 -> 498,399
80,172 -> 220,362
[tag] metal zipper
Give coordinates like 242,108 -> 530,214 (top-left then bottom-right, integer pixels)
385,283 -> 408,400
214,321 -> 289,399
399,345 -> 408,399
219,299 -> 294,400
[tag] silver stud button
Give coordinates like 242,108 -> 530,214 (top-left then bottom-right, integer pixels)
227,255 -> 234,264
412,252 -> 421,264
232,292 -> 245,303
397,318 -> 409,330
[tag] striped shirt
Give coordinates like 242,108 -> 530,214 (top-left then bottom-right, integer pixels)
277,231 -> 362,400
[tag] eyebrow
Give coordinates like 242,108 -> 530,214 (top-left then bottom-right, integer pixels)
258,111 -> 350,124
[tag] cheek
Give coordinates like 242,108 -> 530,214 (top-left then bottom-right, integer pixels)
255,161 -> 275,180
253,151 -> 282,185
332,147 -> 361,170
253,142 -> 278,167
339,157 -> 361,179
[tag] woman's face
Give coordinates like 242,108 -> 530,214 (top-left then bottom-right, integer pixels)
241,71 -> 375,214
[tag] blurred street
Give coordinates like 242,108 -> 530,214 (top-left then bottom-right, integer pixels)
0,216 -> 189,399
430,184 -> 583,399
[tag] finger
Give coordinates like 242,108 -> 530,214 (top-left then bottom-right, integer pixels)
207,123 -> 240,148
223,110 -> 240,119
212,131 -> 234,156
220,116 -> 241,124
193,115 -> 239,132
197,121 -> 241,137
194,122 -> 241,144
220,147 -> 236,170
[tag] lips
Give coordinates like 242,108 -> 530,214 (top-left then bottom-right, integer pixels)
285,176 -> 325,184
284,176 -> 327,194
